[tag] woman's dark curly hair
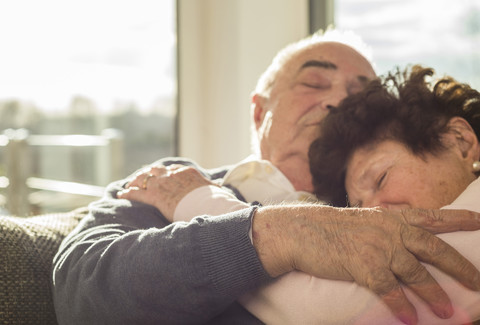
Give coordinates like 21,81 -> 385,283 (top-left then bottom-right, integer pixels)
309,65 -> 480,207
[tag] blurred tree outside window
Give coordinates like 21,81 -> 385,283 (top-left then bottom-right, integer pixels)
335,0 -> 480,89
0,0 -> 177,213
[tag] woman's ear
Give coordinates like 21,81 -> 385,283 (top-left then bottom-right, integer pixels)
446,117 -> 480,162
252,94 -> 268,131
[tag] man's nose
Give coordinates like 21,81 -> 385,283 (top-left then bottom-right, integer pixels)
323,86 -> 348,110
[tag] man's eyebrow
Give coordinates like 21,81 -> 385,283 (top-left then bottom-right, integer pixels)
299,60 -> 373,85
300,60 -> 337,71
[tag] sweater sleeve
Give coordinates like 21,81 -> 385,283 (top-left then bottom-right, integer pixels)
52,165 -> 271,325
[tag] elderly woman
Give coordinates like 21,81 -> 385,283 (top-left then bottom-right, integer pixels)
307,65 -> 480,323
309,65 -> 480,210
117,66 -> 480,324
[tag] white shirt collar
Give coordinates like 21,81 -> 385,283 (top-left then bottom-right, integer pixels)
222,155 -> 318,205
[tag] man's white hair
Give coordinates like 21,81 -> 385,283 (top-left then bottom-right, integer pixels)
250,28 -> 375,156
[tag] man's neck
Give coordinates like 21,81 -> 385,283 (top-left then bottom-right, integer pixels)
275,158 -> 314,193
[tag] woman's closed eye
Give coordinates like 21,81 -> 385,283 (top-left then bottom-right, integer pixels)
375,171 -> 387,190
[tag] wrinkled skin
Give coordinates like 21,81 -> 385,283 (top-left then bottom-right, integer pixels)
117,42 -> 480,325
252,205 -> 480,325
119,167 -> 480,325
252,42 -> 376,192
118,164 -> 215,221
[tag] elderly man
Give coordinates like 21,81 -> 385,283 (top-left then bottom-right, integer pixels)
53,30 -> 480,325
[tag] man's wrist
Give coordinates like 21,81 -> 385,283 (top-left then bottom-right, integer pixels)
251,206 -> 296,277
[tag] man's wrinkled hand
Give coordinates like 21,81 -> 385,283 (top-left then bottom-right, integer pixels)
252,205 -> 480,325
117,164 -> 215,221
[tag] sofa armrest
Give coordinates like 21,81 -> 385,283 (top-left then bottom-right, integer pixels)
0,208 -> 88,324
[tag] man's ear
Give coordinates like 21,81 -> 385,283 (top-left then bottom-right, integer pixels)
446,117 -> 480,161
252,94 -> 268,130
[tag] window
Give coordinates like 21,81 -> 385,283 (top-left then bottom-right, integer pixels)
0,0 -> 177,213
335,0 -> 480,88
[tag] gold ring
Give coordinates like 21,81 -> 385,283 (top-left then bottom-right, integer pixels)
142,174 -> 154,189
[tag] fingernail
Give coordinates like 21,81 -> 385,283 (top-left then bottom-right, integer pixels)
399,313 -> 418,325
400,318 -> 416,325
436,303 -> 453,319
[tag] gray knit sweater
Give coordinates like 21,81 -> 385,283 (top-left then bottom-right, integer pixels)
52,157 -> 271,324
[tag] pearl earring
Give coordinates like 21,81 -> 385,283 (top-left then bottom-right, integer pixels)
473,161 -> 480,172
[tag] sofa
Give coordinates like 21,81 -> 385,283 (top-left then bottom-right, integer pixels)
0,208 -> 88,324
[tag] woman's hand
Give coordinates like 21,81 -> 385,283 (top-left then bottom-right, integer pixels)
117,164 -> 217,222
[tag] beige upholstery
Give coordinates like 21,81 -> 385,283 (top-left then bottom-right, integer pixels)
0,208 -> 87,324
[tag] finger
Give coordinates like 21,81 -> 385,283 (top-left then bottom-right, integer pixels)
392,248 -> 453,319
167,164 -> 199,177
366,270 -> 418,325
117,187 -> 154,204
149,166 -> 169,176
400,208 -> 480,234
117,187 -> 136,200
402,225 -> 480,291
141,173 -> 155,190
165,163 -> 185,170
127,166 -> 166,188
126,170 -> 151,188
128,173 -> 155,190
382,287 -> 418,325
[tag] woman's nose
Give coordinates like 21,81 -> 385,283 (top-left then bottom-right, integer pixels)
368,197 -> 410,210
359,195 -> 379,208
381,203 -> 411,210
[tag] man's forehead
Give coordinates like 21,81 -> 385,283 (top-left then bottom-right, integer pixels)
272,42 -> 375,88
